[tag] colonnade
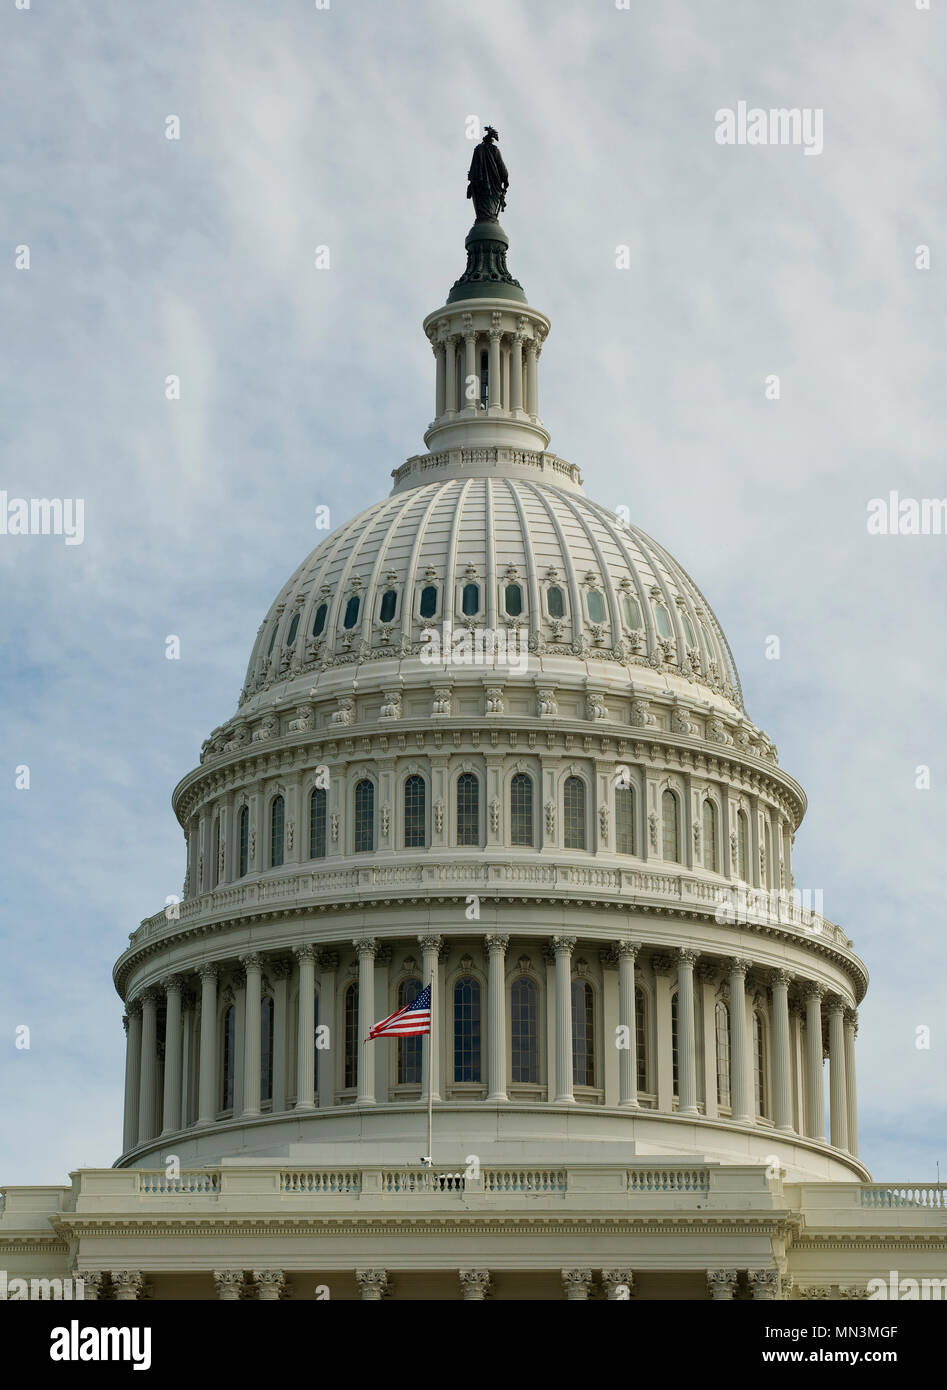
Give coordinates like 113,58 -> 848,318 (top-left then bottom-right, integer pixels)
431,327 -> 540,418
122,936 -> 858,1158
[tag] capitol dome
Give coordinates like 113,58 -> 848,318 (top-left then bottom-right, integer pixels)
114,176 -> 867,1194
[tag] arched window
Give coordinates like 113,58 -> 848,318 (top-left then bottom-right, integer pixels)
270,795 -> 285,868
287,612 -> 300,645
344,983 -> 359,1089
587,589 -> 606,623
671,990 -> 679,1099
312,603 -> 328,638
753,1010 -> 767,1117
343,595 -> 361,630
462,582 -> 480,616
715,1001 -> 731,1107
622,592 -> 642,629
703,800 -> 718,872
456,772 -> 479,846
397,978 -> 423,1085
260,996 -> 274,1103
354,779 -> 375,853
267,625 -> 277,656
654,603 -> 673,640
571,979 -> 595,1087
510,772 -> 533,847
635,985 -> 648,1094
313,992 -> 320,1092
547,586 -> 565,619
238,805 -> 249,878
310,786 -> 327,859
379,589 -> 397,624
453,977 -> 481,1082
615,784 -> 636,855
564,776 -> 586,850
221,1004 -> 235,1111
403,775 -> 426,848
505,583 -> 522,617
212,815 -> 220,888
682,612 -> 697,647
419,585 -> 438,619
662,789 -> 680,863
511,977 -> 538,1084
737,809 -> 749,882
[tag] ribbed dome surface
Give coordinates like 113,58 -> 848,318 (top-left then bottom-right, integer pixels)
239,473 -> 743,714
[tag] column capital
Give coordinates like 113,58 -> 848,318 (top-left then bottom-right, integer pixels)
677,947 -> 698,967
601,1270 -> 634,1300
126,997 -> 142,1018
161,974 -> 184,997
728,957 -> 752,979
112,1270 -> 145,1301
140,988 -> 161,1008
253,1270 -> 286,1300
551,935 -> 576,955
197,962 -> 218,982
417,934 -> 444,954
844,1006 -> 858,1031
805,981 -> 827,1003
293,944 -> 316,963
213,1270 -> 244,1300
771,968 -> 793,989
616,940 -> 640,961
561,1269 -> 593,1300
353,937 -> 378,960
706,1269 -> 737,1299
356,1269 -> 389,1301
748,1269 -> 780,1300
240,952 -> 263,972
459,1270 -> 493,1300
826,994 -> 847,1016
484,934 -> 510,954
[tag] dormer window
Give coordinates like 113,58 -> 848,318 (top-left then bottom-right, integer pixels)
462,582 -> 480,616
547,586 -> 565,619
287,612 -> 300,645
505,583 -> 522,617
379,589 -> 397,623
622,593 -> 642,629
682,612 -> 697,647
343,595 -> 361,629
655,603 -> 673,640
587,590 -> 605,623
419,584 -> 438,619
267,626 -> 277,656
312,603 -> 328,638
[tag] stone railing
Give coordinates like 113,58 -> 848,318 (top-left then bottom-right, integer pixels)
129,864 -> 849,952
390,448 -> 582,490
483,1169 -> 567,1193
280,1170 -> 361,1195
627,1168 -> 711,1194
139,1171 -> 219,1195
859,1185 -> 947,1210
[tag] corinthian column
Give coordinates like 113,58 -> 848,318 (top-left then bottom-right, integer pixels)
444,337 -> 457,413
294,946 -> 316,1112
676,949 -> 699,1115
617,942 -> 639,1108
487,329 -> 501,413
241,953 -> 263,1118
770,970 -> 793,1132
355,938 -> 378,1105
805,984 -> 827,1141
434,340 -> 446,417
828,997 -> 848,1151
844,1008 -> 859,1157
137,990 -> 159,1143
418,935 -> 443,1101
197,963 -> 218,1126
728,958 -> 751,1122
525,338 -> 539,416
161,976 -> 184,1136
122,1001 -> 142,1152
552,936 -> 576,1103
510,334 -> 524,412
485,934 -> 509,1102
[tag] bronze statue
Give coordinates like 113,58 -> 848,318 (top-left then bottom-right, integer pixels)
466,126 -> 508,222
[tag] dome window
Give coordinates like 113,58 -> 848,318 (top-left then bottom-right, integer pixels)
547,586 -> 565,619
505,583 -> 522,617
419,584 -> 438,619
462,582 -> 480,616
682,612 -> 697,647
343,595 -> 361,630
655,603 -> 673,640
379,589 -> 397,623
587,589 -> 606,623
622,593 -> 642,629
267,626 -> 278,656
287,612 -> 300,645
312,603 -> 328,638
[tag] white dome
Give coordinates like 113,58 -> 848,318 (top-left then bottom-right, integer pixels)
237,450 -> 743,722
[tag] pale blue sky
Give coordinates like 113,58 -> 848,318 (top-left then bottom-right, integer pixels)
1,0 -> 944,1184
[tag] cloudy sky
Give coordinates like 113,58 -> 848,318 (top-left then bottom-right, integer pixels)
1,0 -> 944,1185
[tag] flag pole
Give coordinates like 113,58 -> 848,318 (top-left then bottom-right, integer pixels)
425,965 -> 435,1166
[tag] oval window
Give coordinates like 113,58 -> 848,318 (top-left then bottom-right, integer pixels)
505,583 -> 522,617
419,584 -> 438,619
343,595 -> 361,630
547,586 -> 565,618
462,582 -> 480,616
655,604 -> 672,640
379,589 -> 397,623
622,593 -> 642,629
287,612 -> 300,645
587,590 -> 605,623
312,603 -> 327,638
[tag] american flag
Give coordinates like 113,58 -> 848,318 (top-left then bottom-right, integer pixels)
368,983 -> 432,1040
